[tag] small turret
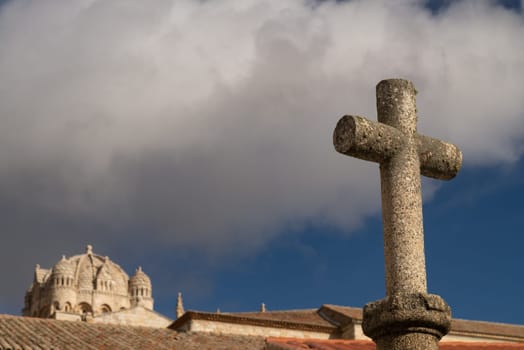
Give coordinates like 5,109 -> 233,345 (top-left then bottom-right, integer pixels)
51,256 -> 74,288
129,266 -> 153,309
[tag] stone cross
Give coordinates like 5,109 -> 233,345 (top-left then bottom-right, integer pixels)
333,79 -> 462,350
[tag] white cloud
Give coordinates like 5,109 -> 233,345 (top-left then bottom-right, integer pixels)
0,0 -> 523,305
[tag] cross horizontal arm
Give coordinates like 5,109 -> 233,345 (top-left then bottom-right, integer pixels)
333,115 -> 462,180
333,115 -> 405,163
417,135 -> 462,180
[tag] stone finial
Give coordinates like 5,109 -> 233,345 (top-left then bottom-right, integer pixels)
61,255 -> 66,261
35,264 -> 40,270
260,303 -> 266,313
176,292 -> 185,318
216,308 -> 221,314
86,245 -> 93,255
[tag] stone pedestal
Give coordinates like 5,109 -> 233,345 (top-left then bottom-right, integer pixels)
362,293 -> 451,350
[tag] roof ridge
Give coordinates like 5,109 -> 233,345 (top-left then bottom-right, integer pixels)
226,308 -> 319,314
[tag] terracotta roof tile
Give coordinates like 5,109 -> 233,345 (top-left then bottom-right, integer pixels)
266,338 -> 524,350
0,314 -> 265,350
441,342 -> 524,349
226,309 -> 336,328
174,332 -> 265,350
319,305 -> 363,320
317,305 -> 363,326
451,319 -> 524,341
266,338 -> 373,350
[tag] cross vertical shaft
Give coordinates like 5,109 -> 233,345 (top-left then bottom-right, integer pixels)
377,80 -> 427,295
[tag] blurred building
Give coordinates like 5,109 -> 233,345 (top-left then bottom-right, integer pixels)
22,245 -> 171,328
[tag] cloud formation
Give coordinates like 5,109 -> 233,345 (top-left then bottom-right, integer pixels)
0,0 -> 523,309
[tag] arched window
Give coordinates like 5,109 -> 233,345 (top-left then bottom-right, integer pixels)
77,302 -> 93,314
64,302 -> 72,312
99,304 -> 112,314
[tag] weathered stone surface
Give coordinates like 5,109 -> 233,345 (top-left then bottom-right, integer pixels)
362,293 -> 451,341
334,115 -> 405,163
333,79 -> 462,350
416,134 -> 462,180
334,117 -> 462,180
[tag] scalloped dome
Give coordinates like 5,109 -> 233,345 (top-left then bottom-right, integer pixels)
129,266 -> 151,287
52,256 -> 74,276
23,245 -> 156,319
53,245 -> 130,295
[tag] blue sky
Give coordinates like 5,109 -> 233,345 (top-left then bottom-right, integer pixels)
144,159 -> 524,324
0,0 -> 523,326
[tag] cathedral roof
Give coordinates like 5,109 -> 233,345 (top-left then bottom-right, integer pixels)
45,245 -> 130,294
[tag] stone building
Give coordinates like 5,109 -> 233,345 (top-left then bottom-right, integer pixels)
22,245 -> 171,328
169,305 -> 524,343
10,245 -> 524,348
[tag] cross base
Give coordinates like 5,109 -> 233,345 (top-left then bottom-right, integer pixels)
362,293 -> 451,350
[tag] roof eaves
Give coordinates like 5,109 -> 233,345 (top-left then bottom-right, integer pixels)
169,311 -> 336,333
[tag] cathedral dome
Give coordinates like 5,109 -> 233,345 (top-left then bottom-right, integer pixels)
60,245 -> 130,295
129,266 -> 151,287
24,245 -> 158,319
52,256 -> 74,276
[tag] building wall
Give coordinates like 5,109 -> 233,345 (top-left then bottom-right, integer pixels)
188,319 -> 332,339
91,307 -> 172,328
